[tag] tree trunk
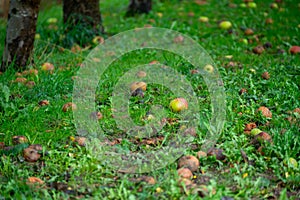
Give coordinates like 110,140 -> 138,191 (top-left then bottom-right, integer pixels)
63,0 -> 104,46
0,0 -> 10,18
1,0 -> 41,72
126,0 -> 152,16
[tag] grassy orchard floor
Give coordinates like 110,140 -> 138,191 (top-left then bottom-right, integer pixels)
0,0 -> 300,199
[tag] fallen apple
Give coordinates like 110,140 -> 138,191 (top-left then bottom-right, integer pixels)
62,102 -> 77,112
27,177 -> 44,185
92,36 -> 104,45
204,64 -> 214,73
23,147 -> 41,162
47,18 -> 58,24
74,136 -> 86,147
35,34 -> 41,40
170,98 -> 188,112
240,3 -> 247,8
14,77 -> 27,84
149,60 -> 159,65
41,62 -> 55,71
177,168 -> 193,179
219,21 -> 232,30
265,18 -> 274,24
12,135 -> 28,145
250,128 -> 262,136
257,106 -> 272,118
254,131 -> 272,143
178,155 -> 199,172
244,122 -> 257,134
27,69 -> 38,76
289,46 -> 300,54
270,3 -> 278,9
283,157 -> 298,168
38,100 -> 50,106
262,71 -> 270,80
244,28 -> 254,35
241,38 -> 248,45
197,151 -> 207,158
199,16 -> 209,23
253,46 -> 264,54
247,2 -> 257,8
157,12 -> 163,18
136,71 -> 147,78
130,81 -> 147,92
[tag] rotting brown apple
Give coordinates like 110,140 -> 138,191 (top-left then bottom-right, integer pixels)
178,155 -> 199,172
177,168 -> 193,179
62,102 -> 77,112
130,81 -> 147,93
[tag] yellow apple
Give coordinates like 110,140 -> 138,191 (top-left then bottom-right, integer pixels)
199,16 -> 209,23
219,21 -> 232,30
170,98 -> 188,112
47,18 -> 58,24
204,64 -> 214,73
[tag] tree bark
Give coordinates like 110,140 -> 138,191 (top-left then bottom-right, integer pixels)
1,0 -> 41,71
0,0 -> 10,18
63,0 -> 104,46
126,0 -> 152,16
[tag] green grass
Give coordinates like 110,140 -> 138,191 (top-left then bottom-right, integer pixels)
0,0 -> 299,199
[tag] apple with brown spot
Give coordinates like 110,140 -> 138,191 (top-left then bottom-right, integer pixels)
41,62 -> 55,72
170,98 -> 188,112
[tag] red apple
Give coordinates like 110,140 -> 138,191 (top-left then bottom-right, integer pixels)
289,46 -> 300,54
41,62 -> 54,71
62,102 -> 77,112
170,98 -> 188,112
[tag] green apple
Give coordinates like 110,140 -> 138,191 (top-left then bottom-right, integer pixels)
219,21 -> 232,30
47,18 -> 58,24
240,3 -> 247,8
283,157 -> 298,168
241,38 -> 248,45
199,16 -> 209,23
35,34 -> 41,40
247,2 -> 257,8
250,128 -> 262,136
170,98 -> 188,112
